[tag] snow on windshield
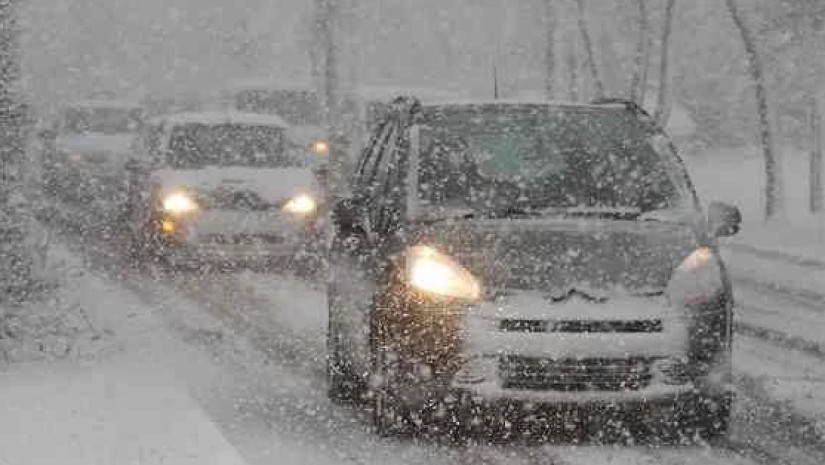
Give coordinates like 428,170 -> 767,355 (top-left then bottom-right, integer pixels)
416,105 -> 687,214
5,1 -> 824,464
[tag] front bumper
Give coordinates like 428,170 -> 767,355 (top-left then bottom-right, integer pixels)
395,292 -> 732,409
451,368 -> 696,405
150,210 -> 327,266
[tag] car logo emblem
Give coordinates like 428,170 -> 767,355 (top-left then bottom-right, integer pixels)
548,288 -> 608,304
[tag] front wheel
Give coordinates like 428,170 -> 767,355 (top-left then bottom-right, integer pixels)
371,348 -> 413,436
694,394 -> 731,443
327,285 -> 367,404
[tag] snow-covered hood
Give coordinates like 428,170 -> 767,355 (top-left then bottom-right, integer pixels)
150,166 -> 319,205
414,218 -> 698,294
56,134 -> 135,156
286,125 -> 324,147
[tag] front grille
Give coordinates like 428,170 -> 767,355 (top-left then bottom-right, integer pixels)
200,233 -> 284,245
499,319 -> 663,333
500,356 -> 653,391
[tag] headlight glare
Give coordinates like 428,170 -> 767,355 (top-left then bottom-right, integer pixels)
283,194 -> 316,214
162,192 -> 197,214
667,247 -> 723,307
309,139 -> 329,155
407,246 -> 481,301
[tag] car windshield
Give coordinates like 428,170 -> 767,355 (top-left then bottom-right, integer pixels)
165,123 -> 303,169
234,89 -> 322,126
63,106 -> 142,135
416,105 -> 690,215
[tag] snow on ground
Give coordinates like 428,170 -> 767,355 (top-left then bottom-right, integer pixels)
735,335 -> 825,425
684,146 -> 825,260
0,242 -> 345,465
0,362 -> 246,465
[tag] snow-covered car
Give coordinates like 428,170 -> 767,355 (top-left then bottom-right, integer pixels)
124,111 -> 326,269
43,99 -> 144,204
223,78 -> 327,152
327,97 -> 742,439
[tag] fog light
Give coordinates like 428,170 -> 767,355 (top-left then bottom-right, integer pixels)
650,357 -> 690,385
161,220 -> 176,234
454,356 -> 497,385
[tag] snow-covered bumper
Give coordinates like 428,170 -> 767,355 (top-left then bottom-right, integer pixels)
154,209 -> 326,266
405,291 -> 732,408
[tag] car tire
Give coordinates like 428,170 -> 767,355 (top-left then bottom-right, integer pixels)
371,347 -> 413,437
694,394 -> 731,444
327,288 -> 367,404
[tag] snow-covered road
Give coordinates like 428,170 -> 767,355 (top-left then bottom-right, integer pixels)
24,199 -> 823,465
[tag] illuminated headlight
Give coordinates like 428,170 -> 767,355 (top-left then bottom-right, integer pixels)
283,194 -> 317,214
162,191 -> 198,214
66,152 -> 85,163
667,247 -> 723,307
407,245 -> 481,301
309,139 -> 329,155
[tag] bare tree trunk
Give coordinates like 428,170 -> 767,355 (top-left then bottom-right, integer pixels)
724,0 -> 782,220
574,0 -> 604,100
654,0 -> 677,126
315,0 -> 343,196
811,97 -> 823,213
629,0 -> 650,103
566,35 -> 579,102
543,0 -> 556,100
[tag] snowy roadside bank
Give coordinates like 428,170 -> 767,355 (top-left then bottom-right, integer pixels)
685,146 -> 824,270
0,242 -> 252,465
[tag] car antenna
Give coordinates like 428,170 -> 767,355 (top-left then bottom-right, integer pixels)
492,62 -> 500,100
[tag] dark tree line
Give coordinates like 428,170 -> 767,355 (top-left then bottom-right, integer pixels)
552,0 -> 781,220
0,0 -> 41,303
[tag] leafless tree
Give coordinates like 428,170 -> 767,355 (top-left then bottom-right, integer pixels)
314,0 -> 344,195
724,0 -> 782,219
566,34 -> 580,102
574,0 -> 603,99
629,0 -> 651,104
544,0 -> 556,100
654,0 -> 677,126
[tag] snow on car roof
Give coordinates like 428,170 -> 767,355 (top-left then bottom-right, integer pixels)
67,100 -> 143,110
420,98 -> 628,109
148,111 -> 291,128
352,85 -> 467,102
225,77 -> 315,92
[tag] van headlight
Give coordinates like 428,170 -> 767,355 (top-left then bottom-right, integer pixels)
283,194 -> 317,214
407,245 -> 481,301
162,191 -> 198,214
309,139 -> 329,155
666,247 -> 724,307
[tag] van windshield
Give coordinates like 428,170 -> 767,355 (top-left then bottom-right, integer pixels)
166,123 -> 305,169
64,106 -> 143,135
415,105 -> 690,214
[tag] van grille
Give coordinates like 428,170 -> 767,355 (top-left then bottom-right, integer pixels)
499,319 -> 663,333
200,233 -> 284,245
500,356 -> 653,391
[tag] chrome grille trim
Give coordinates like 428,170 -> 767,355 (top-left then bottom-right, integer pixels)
500,356 -> 653,391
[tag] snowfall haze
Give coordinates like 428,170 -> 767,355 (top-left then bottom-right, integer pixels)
1,0 -> 824,464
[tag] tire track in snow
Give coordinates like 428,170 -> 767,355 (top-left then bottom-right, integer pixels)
727,243 -> 825,271
41,198 -> 771,465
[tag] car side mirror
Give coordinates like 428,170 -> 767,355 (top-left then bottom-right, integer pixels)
125,158 -> 140,171
332,197 -> 363,236
708,201 -> 741,237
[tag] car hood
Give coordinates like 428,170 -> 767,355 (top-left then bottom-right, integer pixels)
286,125 -> 324,147
411,217 -> 699,295
56,134 -> 135,155
150,166 -> 319,205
